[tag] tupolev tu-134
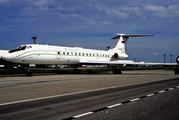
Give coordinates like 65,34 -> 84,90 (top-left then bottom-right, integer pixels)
0,34 -> 178,75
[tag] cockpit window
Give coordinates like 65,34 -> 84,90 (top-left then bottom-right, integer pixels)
9,45 -> 27,53
26,46 -> 32,49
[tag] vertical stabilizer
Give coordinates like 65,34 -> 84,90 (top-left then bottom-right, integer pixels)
114,34 -> 127,54
111,34 -> 153,60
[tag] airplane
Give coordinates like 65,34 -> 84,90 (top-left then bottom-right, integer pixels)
1,34 -> 178,75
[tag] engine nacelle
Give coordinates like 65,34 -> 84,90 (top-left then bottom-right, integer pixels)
113,53 -> 128,59
114,53 -> 118,58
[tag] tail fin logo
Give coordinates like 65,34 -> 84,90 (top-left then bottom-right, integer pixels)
121,41 -> 125,43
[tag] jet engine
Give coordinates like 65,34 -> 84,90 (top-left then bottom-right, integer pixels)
114,53 -> 118,58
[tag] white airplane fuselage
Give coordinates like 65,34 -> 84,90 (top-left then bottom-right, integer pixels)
1,44 -> 127,65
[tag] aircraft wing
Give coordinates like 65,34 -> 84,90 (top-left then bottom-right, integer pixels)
79,60 -> 134,65
79,60 -> 178,66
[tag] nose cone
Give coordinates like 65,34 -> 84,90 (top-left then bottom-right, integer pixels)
1,53 -> 12,62
0,50 -> 8,58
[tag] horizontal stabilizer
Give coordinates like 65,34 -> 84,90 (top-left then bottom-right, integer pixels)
111,34 -> 154,39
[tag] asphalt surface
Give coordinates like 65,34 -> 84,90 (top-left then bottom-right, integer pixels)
0,69 -> 179,120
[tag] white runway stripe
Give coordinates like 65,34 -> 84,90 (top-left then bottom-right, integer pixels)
73,112 -> 93,118
168,88 -> 174,90
147,94 -> 154,97
158,90 -> 165,93
107,103 -> 122,108
130,98 -> 140,102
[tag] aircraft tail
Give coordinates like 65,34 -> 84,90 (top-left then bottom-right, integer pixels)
111,34 -> 154,59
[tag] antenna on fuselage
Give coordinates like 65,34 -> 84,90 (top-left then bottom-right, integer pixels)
106,46 -> 110,50
31,36 -> 37,44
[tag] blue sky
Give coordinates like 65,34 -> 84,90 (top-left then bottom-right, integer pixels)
0,0 -> 179,63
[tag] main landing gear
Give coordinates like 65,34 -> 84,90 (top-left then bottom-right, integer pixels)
113,66 -> 122,74
72,66 -> 82,74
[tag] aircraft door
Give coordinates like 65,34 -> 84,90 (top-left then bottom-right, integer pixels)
56,48 -> 61,59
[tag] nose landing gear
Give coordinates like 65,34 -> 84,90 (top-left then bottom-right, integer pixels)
26,65 -> 33,76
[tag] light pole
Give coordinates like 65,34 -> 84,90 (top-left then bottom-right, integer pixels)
170,54 -> 173,63
164,54 -> 166,63
31,36 -> 37,44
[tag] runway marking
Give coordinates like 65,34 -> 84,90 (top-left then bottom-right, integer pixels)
130,98 -> 140,102
63,85 -> 179,120
158,90 -> 165,93
107,103 -> 122,108
168,88 -> 174,90
147,94 -> 154,97
73,112 -> 93,118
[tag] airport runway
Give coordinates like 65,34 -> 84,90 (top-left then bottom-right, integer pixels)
0,69 -> 179,120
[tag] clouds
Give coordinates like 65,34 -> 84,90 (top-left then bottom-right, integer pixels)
2,1 -> 178,28
151,53 -> 158,56
145,5 -> 166,12
95,3 -> 179,20
144,4 -> 179,17
2,0 -> 179,20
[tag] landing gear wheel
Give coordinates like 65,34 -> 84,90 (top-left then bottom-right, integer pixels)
72,66 -> 82,74
26,64 -> 33,76
113,66 -> 122,74
26,72 -> 33,76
